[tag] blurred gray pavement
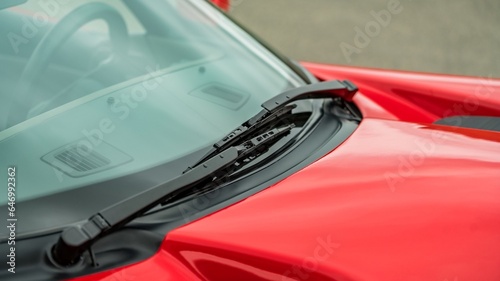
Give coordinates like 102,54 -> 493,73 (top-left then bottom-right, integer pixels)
230,0 -> 500,78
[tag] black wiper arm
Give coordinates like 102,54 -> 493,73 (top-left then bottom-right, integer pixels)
49,80 -> 357,268
49,125 -> 294,268
261,79 -> 357,112
189,80 -> 358,169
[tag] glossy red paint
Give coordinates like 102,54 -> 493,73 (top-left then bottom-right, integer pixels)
70,65 -> 500,281
210,0 -> 230,11
303,63 -> 500,124
164,120 -> 500,281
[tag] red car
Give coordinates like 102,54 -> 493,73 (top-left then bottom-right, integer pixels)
1,0 -> 499,280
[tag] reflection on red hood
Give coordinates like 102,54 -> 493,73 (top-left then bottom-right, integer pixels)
74,118 -> 500,281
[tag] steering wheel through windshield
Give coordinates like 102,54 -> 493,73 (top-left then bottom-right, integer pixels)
7,2 -> 128,128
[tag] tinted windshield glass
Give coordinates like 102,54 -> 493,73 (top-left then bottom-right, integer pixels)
0,0 -> 304,207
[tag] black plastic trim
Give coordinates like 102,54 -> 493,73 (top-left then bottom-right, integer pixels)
434,116 -> 500,133
0,100 -> 359,280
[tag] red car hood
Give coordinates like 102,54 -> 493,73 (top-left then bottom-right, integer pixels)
76,118 -> 500,281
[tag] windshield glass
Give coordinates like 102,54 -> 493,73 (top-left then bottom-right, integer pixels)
0,0 -> 305,211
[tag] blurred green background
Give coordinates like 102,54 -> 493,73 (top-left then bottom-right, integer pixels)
230,0 -> 500,78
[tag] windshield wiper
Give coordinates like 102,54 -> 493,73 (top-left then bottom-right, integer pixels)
49,79 -> 357,268
187,80 -> 358,169
49,125 -> 294,267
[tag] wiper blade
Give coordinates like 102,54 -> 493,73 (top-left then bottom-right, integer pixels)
49,125 -> 294,268
187,104 -> 297,170
189,80 -> 358,169
48,80 -> 357,268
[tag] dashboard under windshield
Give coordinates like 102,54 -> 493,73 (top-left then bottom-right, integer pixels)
0,0 -> 307,235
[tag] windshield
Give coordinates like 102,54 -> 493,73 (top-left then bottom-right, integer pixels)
0,0 -> 306,233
